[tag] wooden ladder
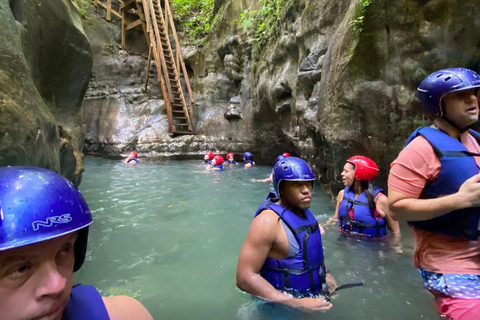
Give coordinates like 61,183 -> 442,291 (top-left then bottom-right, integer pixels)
117,0 -> 195,134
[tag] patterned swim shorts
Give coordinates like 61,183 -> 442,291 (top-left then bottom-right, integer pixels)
419,269 -> 480,299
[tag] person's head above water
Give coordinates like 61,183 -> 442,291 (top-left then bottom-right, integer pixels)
243,152 -> 253,161
213,155 -> 224,166
204,151 -> 214,161
129,151 -> 138,158
342,155 -> 379,188
226,152 -> 235,163
0,166 -> 92,320
418,68 -> 480,130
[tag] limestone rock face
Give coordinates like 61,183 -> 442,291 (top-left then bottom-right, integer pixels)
0,0 -> 92,185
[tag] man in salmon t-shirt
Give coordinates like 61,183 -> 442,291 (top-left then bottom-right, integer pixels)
388,68 -> 480,320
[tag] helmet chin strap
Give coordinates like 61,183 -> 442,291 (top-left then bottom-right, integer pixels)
440,115 -> 470,134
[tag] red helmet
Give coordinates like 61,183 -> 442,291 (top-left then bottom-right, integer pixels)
206,151 -> 214,160
226,152 -> 234,159
131,151 -> 138,158
347,156 -> 379,182
282,152 -> 291,157
214,155 -> 224,165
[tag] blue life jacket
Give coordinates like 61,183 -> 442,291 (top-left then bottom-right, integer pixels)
265,189 -> 278,200
254,199 -> 329,298
214,164 -> 223,170
204,160 -> 212,164
245,160 -> 254,166
405,127 -> 480,240
338,187 -> 387,238
127,158 -> 139,163
63,285 -> 110,320
226,160 -> 237,164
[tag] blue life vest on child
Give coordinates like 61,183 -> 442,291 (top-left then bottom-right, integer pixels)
245,160 -> 254,166
254,199 -> 329,298
404,127 -> 480,240
338,187 -> 387,238
127,158 -> 139,163
214,164 -> 223,170
63,285 -> 110,320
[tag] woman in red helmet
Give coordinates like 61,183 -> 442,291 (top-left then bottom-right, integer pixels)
327,156 -> 400,239
224,152 -> 237,165
204,151 -> 215,164
124,151 -> 139,164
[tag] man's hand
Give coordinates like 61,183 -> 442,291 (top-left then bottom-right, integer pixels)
458,173 -> 480,208
293,297 -> 332,313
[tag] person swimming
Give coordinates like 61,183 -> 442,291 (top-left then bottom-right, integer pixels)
243,152 -> 255,168
124,151 -> 139,164
225,152 -> 237,165
204,151 -> 214,164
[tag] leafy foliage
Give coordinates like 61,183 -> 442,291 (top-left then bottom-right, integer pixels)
238,0 -> 293,56
172,0 -> 217,44
349,0 -> 371,32
72,0 -> 92,19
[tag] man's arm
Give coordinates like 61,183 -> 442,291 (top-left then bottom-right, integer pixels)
102,295 -> 153,320
388,173 -> 480,222
236,210 -> 297,306
236,211 -> 332,312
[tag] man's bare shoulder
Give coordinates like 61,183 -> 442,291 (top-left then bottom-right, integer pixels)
253,209 -> 281,226
102,295 -> 153,320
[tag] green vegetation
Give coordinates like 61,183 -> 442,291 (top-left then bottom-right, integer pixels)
172,0 -> 219,44
238,0 -> 293,56
72,0 -> 92,19
105,42 -> 117,54
349,0 -> 371,32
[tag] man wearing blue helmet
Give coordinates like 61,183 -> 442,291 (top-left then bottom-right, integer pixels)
237,157 -> 333,316
0,167 -> 153,320
388,68 -> 480,319
243,152 -> 255,168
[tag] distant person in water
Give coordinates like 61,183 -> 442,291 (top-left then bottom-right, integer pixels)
237,157 -> 333,317
326,156 -> 400,239
124,151 -> 139,164
0,166 -> 153,320
204,150 -> 214,164
206,155 -> 224,171
224,152 -> 237,165
243,152 -> 255,168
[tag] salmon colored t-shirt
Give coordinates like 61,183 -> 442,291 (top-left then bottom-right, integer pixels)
388,131 -> 480,275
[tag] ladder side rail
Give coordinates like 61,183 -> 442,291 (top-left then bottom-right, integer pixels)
164,0 -> 195,121
142,0 -> 174,132
164,0 -> 195,107
145,0 -> 175,103
157,0 -> 193,132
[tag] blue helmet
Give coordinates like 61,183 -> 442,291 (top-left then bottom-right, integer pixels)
418,68 -> 480,118
0,166 -> 93,272
243,152 -> 253,160
275,155 -> 285,163
272,157 -> 316,194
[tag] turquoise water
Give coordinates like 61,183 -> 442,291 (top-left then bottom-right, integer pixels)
76,157 -> 441,319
